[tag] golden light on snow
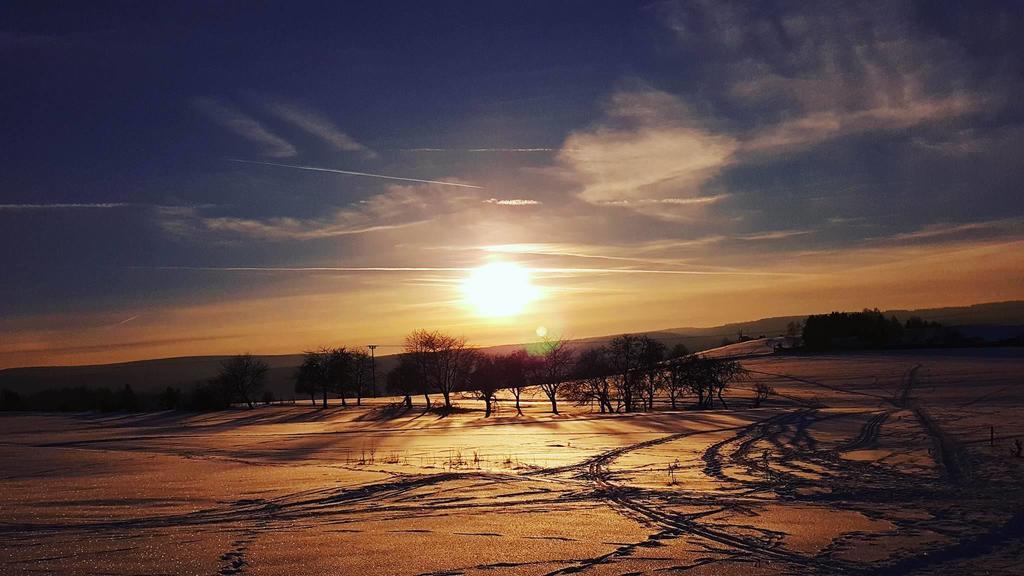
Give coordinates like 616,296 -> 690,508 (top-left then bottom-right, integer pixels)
462,262 -> 540,318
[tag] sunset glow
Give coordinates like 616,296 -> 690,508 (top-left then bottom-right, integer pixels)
4,4 -> 1024,576
462,262 -> 540,318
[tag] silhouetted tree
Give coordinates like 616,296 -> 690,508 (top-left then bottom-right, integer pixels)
567,346 -> 614,413
118,384 -> 137,411
607,334 -> 650,412
0,389 -> 23,411
386,354 -> 420,408
326,347 -> 352,407
349,349 -> 372,406
664,360 -> 688,410
752,382 -> 774,407
217,354 -> 268,408
187,379 -> 232,411
686,356 -> 744,409
501,349 -> 535,416
158,386 -> 181,410
786,321 -> 802,338
662,344 -> 690,409
534,337 -> 575,414
668,343 -> 689,359
403,330 -> 476,410
802,309 -> 906,350
294,352 -> 321,405
638,337 -> 666,411
296,350 -> 332,408
471,355 -> 502,417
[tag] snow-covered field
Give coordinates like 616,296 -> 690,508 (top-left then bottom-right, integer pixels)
3,348 -> 1024,575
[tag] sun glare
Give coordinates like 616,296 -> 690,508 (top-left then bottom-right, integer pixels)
462,262 -> 540,317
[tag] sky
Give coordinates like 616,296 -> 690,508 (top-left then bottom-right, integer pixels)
2,0 -> 1023,368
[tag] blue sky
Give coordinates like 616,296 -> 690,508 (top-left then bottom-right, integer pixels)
2,1 -> 1023,367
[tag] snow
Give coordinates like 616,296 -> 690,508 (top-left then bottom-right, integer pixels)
2,348 -> 1024,575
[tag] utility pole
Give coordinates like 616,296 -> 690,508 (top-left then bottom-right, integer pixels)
368,345 -> 378,398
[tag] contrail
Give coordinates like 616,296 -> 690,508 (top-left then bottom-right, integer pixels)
228,159 -> 484,189
135,265 -> 804,276
140,266 -> 474,272
531,267 -> 806,277
0,202 -> 132,210
397,148 -> 556,153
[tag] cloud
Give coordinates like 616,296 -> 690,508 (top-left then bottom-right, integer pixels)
593,195 -> 729,207
661,1 -> 986,155
158,183 -> 478,241
880,219 -> 1024,244
734,229 -> 814,241
228,158 -> 483,189
0,334 -> 241,357
137,263 -> 802,277
398,148 -> 557,153
193,97 -> 297,158
742,94 -> 982,154
558,89 -> 738,217
265,101 -> 375,157
483,198 -> 541,206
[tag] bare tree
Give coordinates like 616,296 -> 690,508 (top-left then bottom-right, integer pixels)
297,349 -> 333,408
386,354 -> 420,409
638,337 -> 666,411
663,344 -> 691,409
534,337 -> 575,414
470,355 -> 501,417
566,347 -> 614,413
668,343 -> 689,358
607,335 -> 646,412
753,382 -> 774,407
326,347 -> 352,407
672,356 -> 744,409
403,330 -> 476,410
218,354 -> 268,409
349,349 -> 371,407
294,354 -> 320,406
501,349 -> 535,416
786,321 -> 802,338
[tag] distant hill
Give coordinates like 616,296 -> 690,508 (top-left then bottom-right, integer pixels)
2,300 -> 1021,398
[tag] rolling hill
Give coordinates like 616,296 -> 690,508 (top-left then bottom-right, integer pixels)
2,300 -> 1022,398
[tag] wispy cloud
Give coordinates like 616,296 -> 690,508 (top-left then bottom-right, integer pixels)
482,242 -> 648,264
742,95 -> 982,154
0,334 -> 241,357
881,219 -> 1024,244
228,158 -> 483,189
265,100 -> 375,157
594,195 -> 729,207
734,229 -> 815,241
483,198 -> 541,206
398,148 -> 557,153
137,264 -> 803,277
115,314 -> 139,325
558,89 -> 738,219
662,2 -> 986,156
158,183 -> 478,241
193,97 -> 297,158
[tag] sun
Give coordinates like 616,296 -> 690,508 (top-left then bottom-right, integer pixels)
462,262 -> 540,317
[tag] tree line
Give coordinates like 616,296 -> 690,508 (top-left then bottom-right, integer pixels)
381,330 -> 748,416
801,310 -> 951,351
0,331 -> 752,415
293,347 -> 374,408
